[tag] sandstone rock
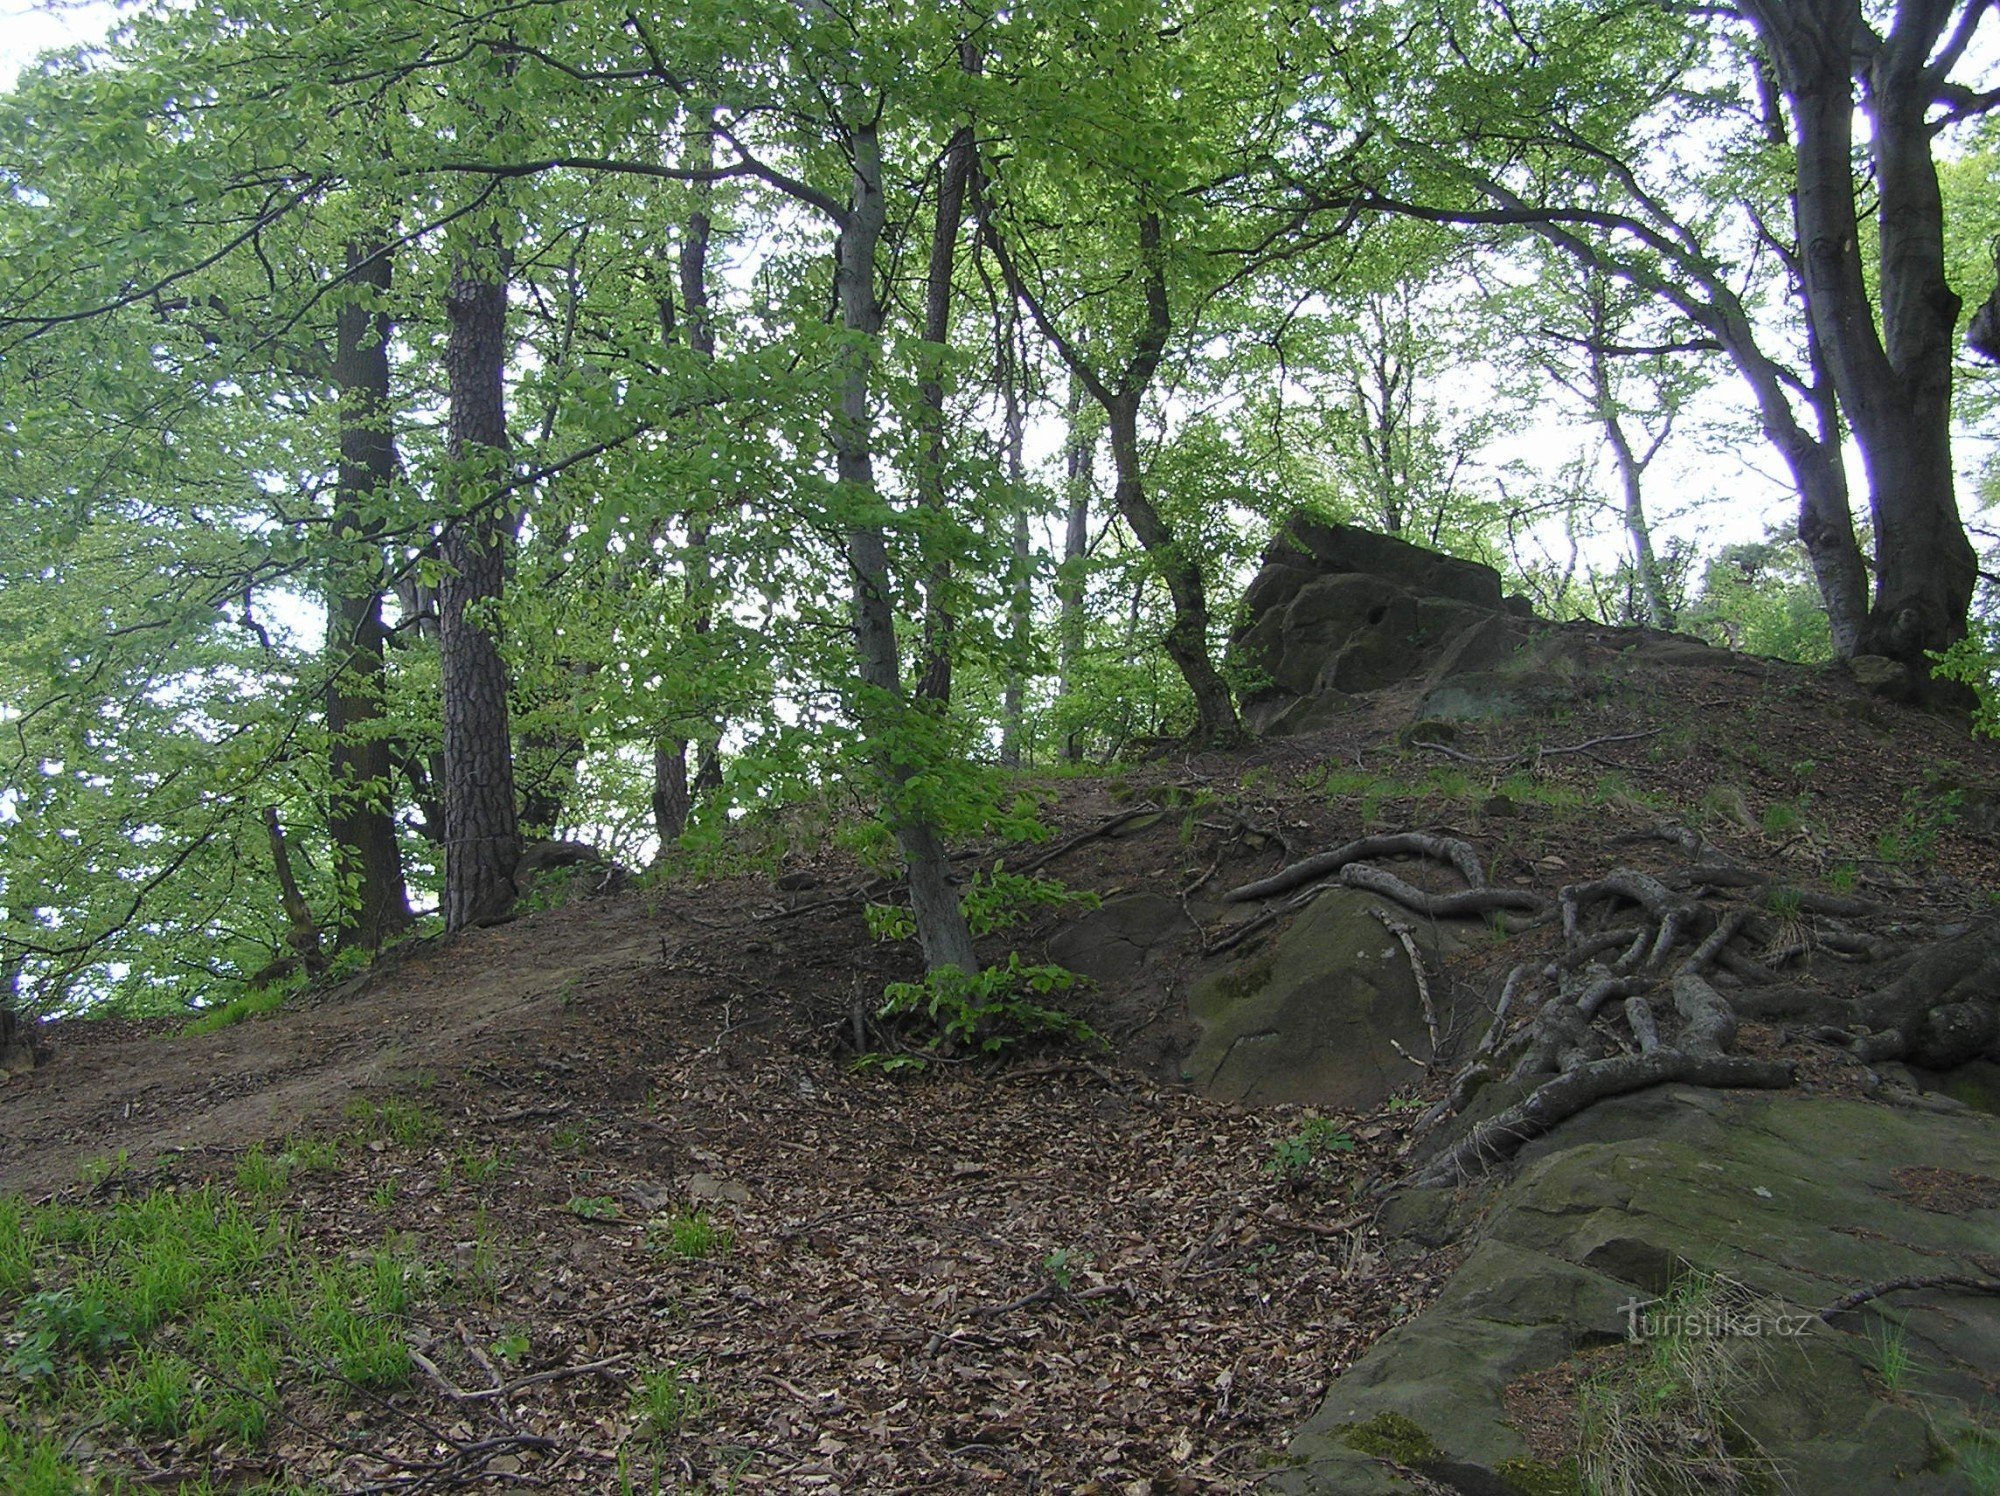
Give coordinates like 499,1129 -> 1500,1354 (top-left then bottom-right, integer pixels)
1847,653 -> 1915,697
1283,1089 -> 2000,1493
1047,893 -> 1190,987
1184,891 -> 1474,1109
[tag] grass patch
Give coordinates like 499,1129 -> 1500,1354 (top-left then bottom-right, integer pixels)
0,1185 -> 435,1489
1577,1271 -> 1783,1496
631,1364 -> 704,1441
181,982 -> 291,1036
648,1209 -> 731,1260
343,1095 -> 444,1148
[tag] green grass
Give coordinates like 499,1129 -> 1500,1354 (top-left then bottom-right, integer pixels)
1866,1316 -> 1916,1394
0,1185 -> 435,1490
631,1364 -> 704,1440
1577,1271 -> 1780,1496
647,1209 -> 731,1260
181,982 -> 291,1036
342,1095 -> 444,1148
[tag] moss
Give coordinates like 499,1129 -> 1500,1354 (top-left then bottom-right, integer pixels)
1338,1411 -> 1442,1466
1196,955 -> 1275,1017
1498,1456 -> 1583,1496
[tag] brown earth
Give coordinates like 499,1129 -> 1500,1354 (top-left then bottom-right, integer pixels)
3,641 -> 1998,1491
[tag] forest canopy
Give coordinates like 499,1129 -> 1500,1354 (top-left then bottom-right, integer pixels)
4,0 -> 2000,1017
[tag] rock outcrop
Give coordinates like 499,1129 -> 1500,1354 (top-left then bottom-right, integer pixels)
1230,513 -> 1773,734
1278,1088 -> 2000,1494
1231,515 -> 1538,735
1185,891 -> 1478,1110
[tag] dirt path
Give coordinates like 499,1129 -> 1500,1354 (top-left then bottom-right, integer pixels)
0,896 -> 665,1196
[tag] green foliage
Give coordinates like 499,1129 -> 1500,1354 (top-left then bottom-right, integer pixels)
182,981 -> 293,1036
566,1196 -> 622,1221
1685,535 -> 1835,665
1042,1246 -> 1093,1292
343,1097 -> 443,1149
959,867 -> 1100,936
876,955 -> 1102,1060
631,1365 -> 704,1441
1935,628 -> 2000,737
1265,1117 -> 1356,1186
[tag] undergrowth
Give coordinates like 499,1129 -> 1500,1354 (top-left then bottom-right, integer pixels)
0,1186 -> 435,1493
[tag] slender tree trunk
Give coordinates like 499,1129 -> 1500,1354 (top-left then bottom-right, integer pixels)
998,353 -> 1030,768
327,239 -> 414,951
1057,379 -> 1092,762
981,199 -> 1239,745
1105,390 -> 1238,744
837,116 -> 978,976
438,236 -> 520,931
915,74 -> 979,706
263,806 -> 327,975
1581,295 -> 1673,629
654,113 -> 725,850
1743,2 -> 1976,681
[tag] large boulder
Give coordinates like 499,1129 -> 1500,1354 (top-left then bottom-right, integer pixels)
1233,516 -> 1536,735
1276,1088 -> 2000,1493
1184,890 -> 1476,1109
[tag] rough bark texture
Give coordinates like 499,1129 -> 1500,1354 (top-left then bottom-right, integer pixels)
1057,379 -> 1092,762
914,73 -> 978,708
438,242 -> 521,932
1740,0 -> 1978,682
653,116 -> 724,851
326,239 -> 414,953
837,118 -> 979,977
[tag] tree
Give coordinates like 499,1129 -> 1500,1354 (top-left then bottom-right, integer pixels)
436,217 -> 522,931
1736,0 -> 1986,677
326,237 -> 417,951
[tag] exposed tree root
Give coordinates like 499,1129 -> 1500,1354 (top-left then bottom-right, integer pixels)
1221,832 -> 1489,903
1819,1274 -> 2000,1321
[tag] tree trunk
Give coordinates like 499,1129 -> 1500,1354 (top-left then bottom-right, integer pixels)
1582,294 -> 1673,629
999,354 -> 1031,768
1057,379 -> 1092,762
1104,390 -> 1238,744
914,84 -> 978,706
327,238 -> 414,952
837,117 -> 979,977
653,113 -> 725,851
1742,1 -> 1976,681
263,806 -> 327,975
438,237 -> 520,931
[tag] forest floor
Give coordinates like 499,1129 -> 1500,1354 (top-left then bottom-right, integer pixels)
4,639 -> 1999,1493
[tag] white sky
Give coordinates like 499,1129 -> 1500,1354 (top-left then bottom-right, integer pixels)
0,1 -> 120,89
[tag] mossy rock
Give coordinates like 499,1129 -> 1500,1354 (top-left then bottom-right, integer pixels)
1337,1412 -> 1441,1465
1185,891 -> 1477,1109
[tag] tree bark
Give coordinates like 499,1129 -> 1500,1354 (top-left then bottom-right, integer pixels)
438,235 -> 520,932
1057,379 -> 1093,762
654,112 -> 725,851
262,806 -> 327,975
1740,1 -> 1977,681
327,238 -> 414,951
914,53 -> 980,707
837,116 -> 979,976
999,346 -> 1031,768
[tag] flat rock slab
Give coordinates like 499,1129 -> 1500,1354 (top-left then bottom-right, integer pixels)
1277,1088 -> 2000,1494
